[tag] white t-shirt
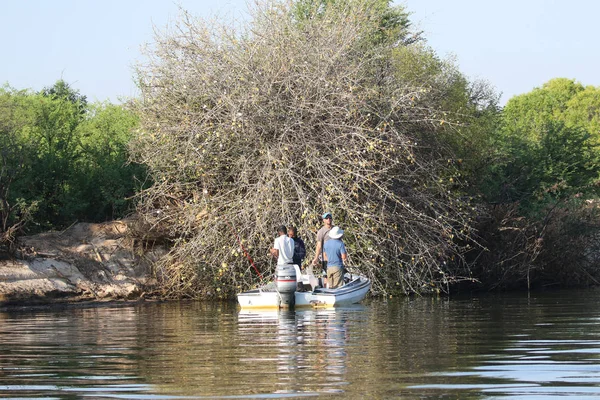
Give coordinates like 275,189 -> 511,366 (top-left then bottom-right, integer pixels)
273,235 -> 294,265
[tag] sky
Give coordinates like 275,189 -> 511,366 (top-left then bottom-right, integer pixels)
1,0 -> 598,105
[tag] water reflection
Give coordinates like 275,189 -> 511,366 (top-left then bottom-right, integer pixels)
406,290 -> 600,398
0,304 -> 149,399
4,291 -> 600,398
236,307 -> 360,397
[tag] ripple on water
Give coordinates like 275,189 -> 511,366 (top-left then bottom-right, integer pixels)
3,291 -> 600,398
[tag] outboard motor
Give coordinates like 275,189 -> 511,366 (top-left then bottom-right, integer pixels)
276,264 -> 297,308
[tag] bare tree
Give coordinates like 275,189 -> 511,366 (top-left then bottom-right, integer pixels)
130,0 -> 481,299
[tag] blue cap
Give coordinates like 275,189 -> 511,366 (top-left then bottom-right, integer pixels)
322,212 -> 332,219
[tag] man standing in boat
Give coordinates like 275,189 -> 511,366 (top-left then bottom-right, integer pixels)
322,226 -> 347,289
312,212 -> 333,273
287,226 -> 306,267
270,225 -> 295,266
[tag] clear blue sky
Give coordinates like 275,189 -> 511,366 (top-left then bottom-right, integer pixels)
1,0 -> 598,105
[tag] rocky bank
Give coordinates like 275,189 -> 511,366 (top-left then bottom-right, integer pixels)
0,220 -> 160,307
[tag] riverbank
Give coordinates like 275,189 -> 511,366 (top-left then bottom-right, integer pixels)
0,220 -> 159,307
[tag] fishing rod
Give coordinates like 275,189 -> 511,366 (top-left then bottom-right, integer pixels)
223,217 -> 263,280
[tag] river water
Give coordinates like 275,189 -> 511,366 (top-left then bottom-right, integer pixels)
2,289 -> 600,399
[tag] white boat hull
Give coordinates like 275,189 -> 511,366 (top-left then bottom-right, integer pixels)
237,273 -> 371,309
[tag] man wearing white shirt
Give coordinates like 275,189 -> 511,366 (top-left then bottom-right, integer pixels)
270,225 -> 295,265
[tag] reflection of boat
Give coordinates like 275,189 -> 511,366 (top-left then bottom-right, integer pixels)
237,266 -> 371,310
237,309 -> 280,322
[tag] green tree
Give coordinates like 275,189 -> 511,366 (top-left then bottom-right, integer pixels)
0,87 -> 38,248
75,103 -> 145,220
0,82 -> 145,240
564,85 -> 600,142
487,78 -> 600,207
501,78 -> 584,144
23,89 -> 85,227
42,79 -> 88,115
292,0 -> 422,46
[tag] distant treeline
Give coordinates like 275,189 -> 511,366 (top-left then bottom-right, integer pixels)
2,0 -> 600,296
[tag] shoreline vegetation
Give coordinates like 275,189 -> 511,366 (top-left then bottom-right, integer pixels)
2,0 -> 600,306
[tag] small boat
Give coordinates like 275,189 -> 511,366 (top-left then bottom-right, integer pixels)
237,265 -> 371,309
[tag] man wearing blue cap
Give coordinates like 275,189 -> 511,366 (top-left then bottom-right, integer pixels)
311,212 -> 333,272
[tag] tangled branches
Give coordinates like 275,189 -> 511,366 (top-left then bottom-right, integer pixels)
130,0 -> 481,299
473,201 -> 600,291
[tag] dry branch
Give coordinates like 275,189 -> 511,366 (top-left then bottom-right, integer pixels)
130,0 -> 480,299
